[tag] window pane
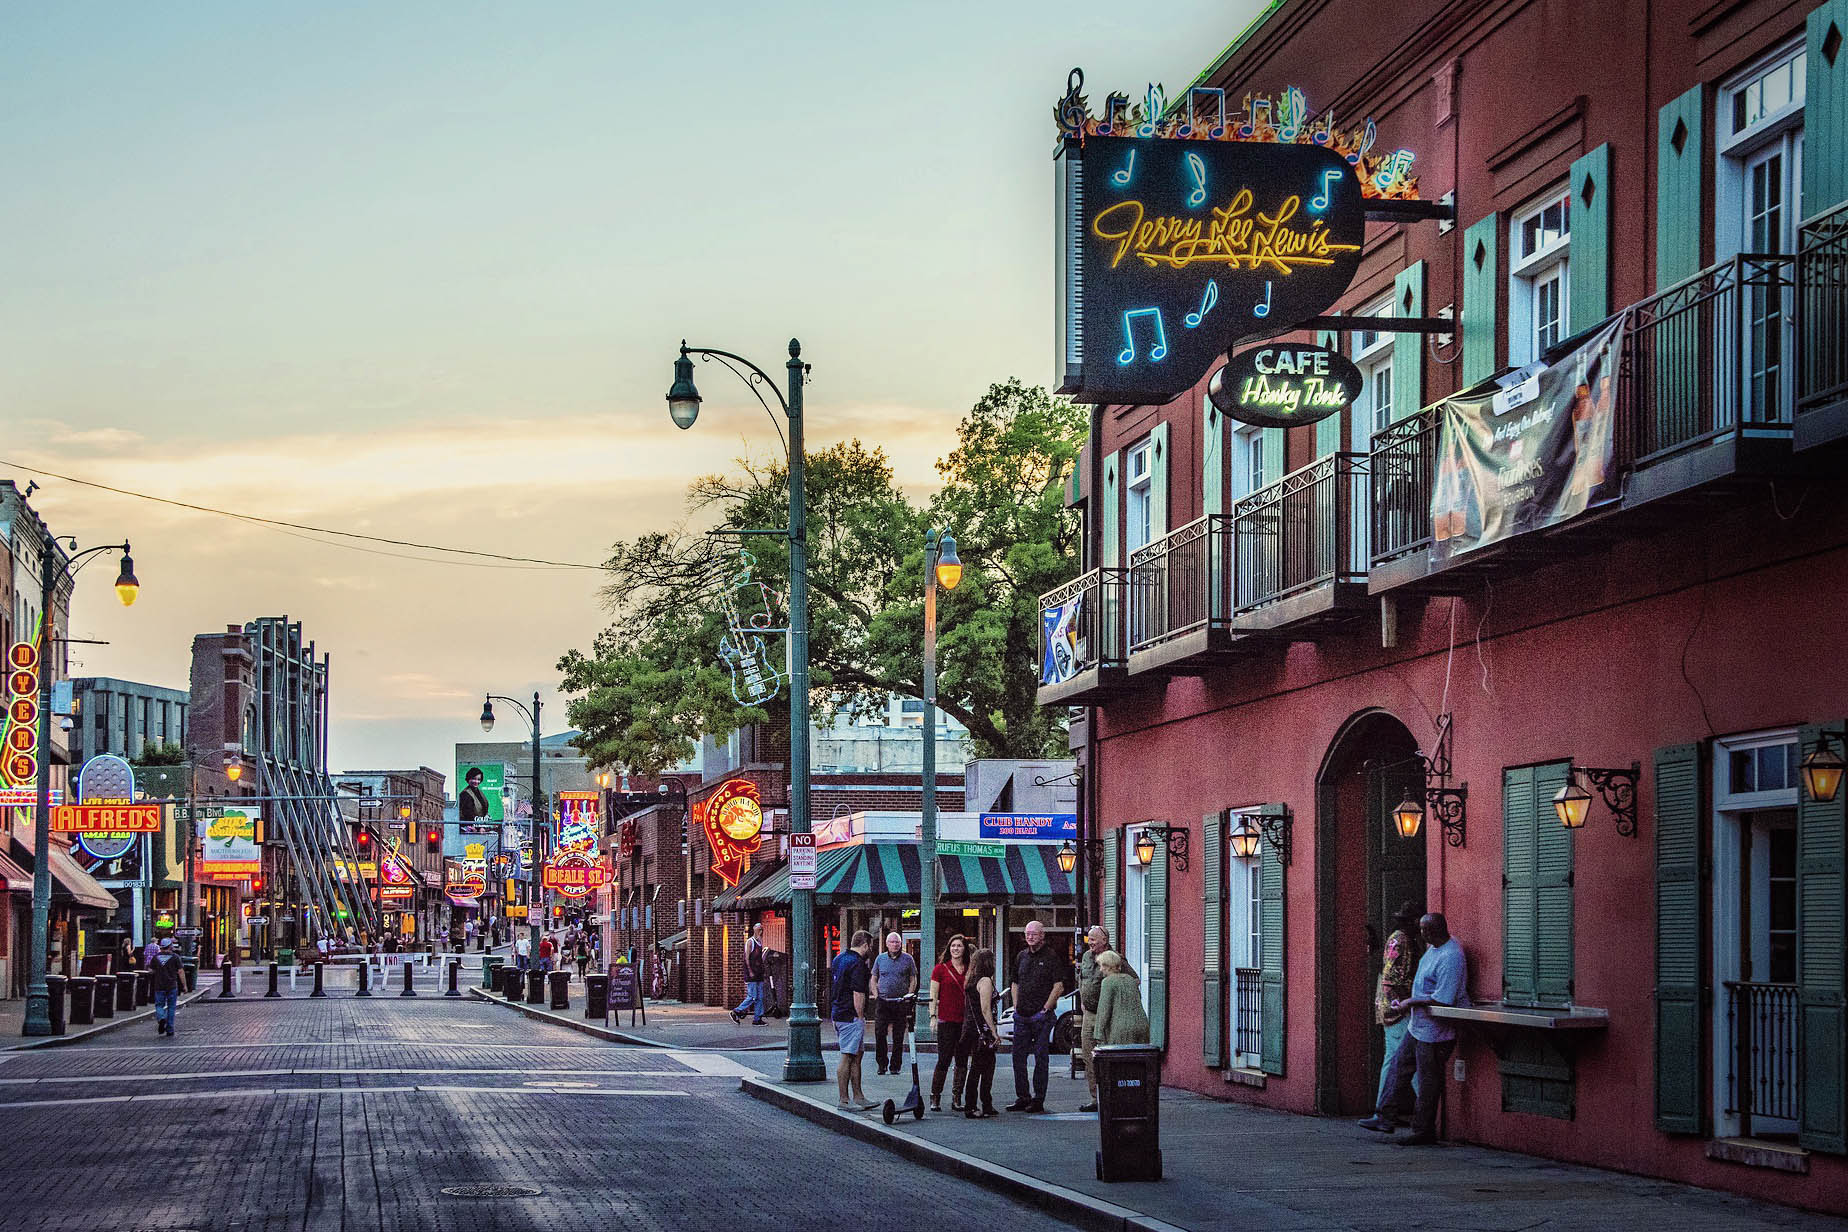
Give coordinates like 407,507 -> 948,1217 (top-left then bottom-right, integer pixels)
1730,749 -> 1756,794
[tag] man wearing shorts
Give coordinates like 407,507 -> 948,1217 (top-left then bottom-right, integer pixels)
830,930 -> 876,1110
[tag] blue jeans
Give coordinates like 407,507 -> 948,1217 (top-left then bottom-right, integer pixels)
153,989 -> 178,1033
734,980 -> 765,1020
1012,1008 -> 1055,1103
1376,1017 -> 1420,1109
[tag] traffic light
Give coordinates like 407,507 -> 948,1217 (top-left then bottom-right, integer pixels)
355,829 -> 372,851
426,828 -> 441,853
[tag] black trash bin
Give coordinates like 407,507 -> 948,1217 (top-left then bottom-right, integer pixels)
136,969 -> 154,1005
482,955 -> 505,991
44,974 -> 68,1035
93,975 -> 116,1019
584,973 -> 609,1019
116,971 -> 136,1012
69,976 -> 95,1026
548,970 -> 570,1010
525,969 -> 545,1005
1093,1044 -> 1163,1182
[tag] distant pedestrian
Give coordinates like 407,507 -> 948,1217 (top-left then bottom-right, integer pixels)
514,933 -> 531,972
538,935 -> 555,972
1360,913 -> 1470,1145
870,932 -> 917,1075
731,922 -> 769,1025
1076,925 -> 1111,1113
959,947 -> 1000,1118
150,939 -> 186,1037
1091,951 -> 1149,1045
1372,901 -> 1423,1117
575,940 -> 592,981
830,931 -> 877,1111
928,934 -> 971,1112
1007,920 -> 1071,1113
142,934 -> 162,968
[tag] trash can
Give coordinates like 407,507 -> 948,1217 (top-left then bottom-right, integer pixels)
501,966 -> 524,1000
548,970 -> 570,1010
1093,1044 -> 1163,1182
92,975 -> 115,1019
525,969 -> 545,1005
482,955 -> 505,991
69,976 -> 95,1026
44,974 -> 68,1034
584,973 -> 609,1019
138,968 -> 156,1004
116,971 -> 136,1012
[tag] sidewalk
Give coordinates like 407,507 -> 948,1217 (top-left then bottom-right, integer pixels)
467,987 -> 799,1051
741,1062 -> 1848,1232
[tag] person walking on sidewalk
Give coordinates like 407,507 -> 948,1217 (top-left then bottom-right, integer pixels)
513,932 -> 531,972
150,938 -> 186,1037
928,934 -> 971,1111
731,922 -> 769,1025
1372,900 -> 1424,1121
870,931 -> 917,1076
1076,925 -> 1111,1113
538,934 -> 556,973
1007,919 -> 1070,1113
1092,951 -> 1149,1045
830,931 -> 877,1111
1359,913 -> 1470,1145
960,947 -> 1001,1118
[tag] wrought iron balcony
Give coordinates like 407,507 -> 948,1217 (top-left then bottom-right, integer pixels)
1231,452 -> 1370,632
1796,199 -> 1848,451
1125,515 -> 1247,673
1724,980 -> 1800,1138
1035,567 -> 1128,706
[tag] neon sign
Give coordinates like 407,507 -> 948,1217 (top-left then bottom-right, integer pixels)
542,853 -> 609,899
696,778 -> 764,887
1210,343 -> 1362,429
3,640 -> 38,789
717,552 -> 787,707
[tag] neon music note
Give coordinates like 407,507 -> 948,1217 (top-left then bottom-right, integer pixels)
1111,148 -> 1136,187
1183,86 -> 1226,138
1276,86 -> 1305,142
1238,95 -> 1271,139
1137,84 -> 1165,137
1184,280 -> 1219,328
1252,281 -> 1272,319
1374,149 -> 1414,195
1117,308 -> 1169,365
1346,118 -> 1376,166
1309,168 -> 1341,212
1185,152 -> 1208,207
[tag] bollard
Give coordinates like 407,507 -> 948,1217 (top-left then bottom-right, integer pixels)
45,974 -> 67,1035
117,971 -> 136,1013
400,961 -> 417,998
548,969 -> 570,1010
290,965 -> 298,993
69,976 -> 95,1026
266,962 -> 280,998
355,961 -> 371,998
219,960 -> 235,999
137,969 -> 154,1005
310,961 -> 326,998
445,960 -> 461,998
525,968 -> 545,1005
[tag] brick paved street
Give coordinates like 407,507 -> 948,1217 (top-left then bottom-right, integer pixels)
0,997 -> 1076,1232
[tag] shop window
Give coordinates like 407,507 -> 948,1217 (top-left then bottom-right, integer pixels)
1509,190 -> 1571,365
1351,300 -> 1396,445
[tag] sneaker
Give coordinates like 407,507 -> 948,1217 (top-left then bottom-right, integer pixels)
751,1019 -> 766,1025
1356,1115 -> 1398,1134
1026,1101 -> 1046,1113
1004,1099 -> 1034,1112
730,1010 -> 743,1024
858,1100 -> 879,1111
1078,1102 -> 1098,1113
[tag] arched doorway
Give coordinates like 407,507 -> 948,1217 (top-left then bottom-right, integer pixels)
1313,710 -> 1426,1116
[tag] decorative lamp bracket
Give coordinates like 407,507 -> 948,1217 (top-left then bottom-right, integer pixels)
1140,823 -> 1192,873
1232,806 -> 1292,867
1573,762 -> 1640,838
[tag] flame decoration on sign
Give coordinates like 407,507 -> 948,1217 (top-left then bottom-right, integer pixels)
1053,69 -> 1419,201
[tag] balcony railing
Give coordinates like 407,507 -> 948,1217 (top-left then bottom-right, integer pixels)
1126,515 -> 1234,653
1235,966 -> 1263,1061
1231,452 -> 1369,616
1369,410 -> 1437,568
1724,980 -> 1800,1134
1798,199 -> 1848,419
1622,253 -> 1798,462
1036,567 -> 1126,693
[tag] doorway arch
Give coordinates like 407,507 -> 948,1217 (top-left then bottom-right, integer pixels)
1313,709 -> 1426,1116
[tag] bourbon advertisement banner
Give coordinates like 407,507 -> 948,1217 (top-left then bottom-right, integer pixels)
1429,316 -> 1625,562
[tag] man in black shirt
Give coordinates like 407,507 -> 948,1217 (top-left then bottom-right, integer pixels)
1008,920 -> 1071,1112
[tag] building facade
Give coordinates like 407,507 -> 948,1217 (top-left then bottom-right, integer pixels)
333,768 -> 448,946
1043,0 -> 1847,1211
70,676 -> 188,765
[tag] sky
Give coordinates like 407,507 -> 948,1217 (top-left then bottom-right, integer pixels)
0,1 -> 1259,775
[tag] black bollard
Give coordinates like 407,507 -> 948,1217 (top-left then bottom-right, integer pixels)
310,961 -> 326,998
219,960 -> 235,999
400,961 -> 417,997
69,976 -> 95,1026
265,961 -> 280,998
355,961 -> 371,998
445,960 -> 461,998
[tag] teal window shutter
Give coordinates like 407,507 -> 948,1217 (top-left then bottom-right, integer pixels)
1149,422 -> 1170,541
1261,428 -> 1285,490
1797,723 -> 1847,1155
1502,766 -> 1539,1005
1258,818 -> 1286,1076
1145,834 -> 1169,1051
1392,262 -> 1425,422
1533,762 -> 1575,1005
1313,330 -> 1341,457
1656,87 -> 1705,291
1805,3 -> 1848,223
1101,450 -> 1121,568
1461,214 -> 1499,386
1203,400 -> 1224,517
1202,810 -> 1227,1068
1568,145 -> 1612,335
1653,742 -> 1703,1135
1102,828 -> 1121,953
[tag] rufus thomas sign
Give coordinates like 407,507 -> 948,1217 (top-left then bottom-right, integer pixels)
1209,342 -> 1361,429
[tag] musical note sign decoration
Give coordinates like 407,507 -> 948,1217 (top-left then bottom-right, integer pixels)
1055,70 -> 1393,406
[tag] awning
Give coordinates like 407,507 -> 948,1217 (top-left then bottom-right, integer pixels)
736,846 -> 859,910
712,858 -> 782,911
742,843 -> 1071,907
12,830 -> 120,911
658,928 -> 688,949
0,847 -> 33,895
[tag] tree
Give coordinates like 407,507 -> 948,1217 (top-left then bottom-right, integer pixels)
133,741 -> 187,766
558,379 -> 1084,773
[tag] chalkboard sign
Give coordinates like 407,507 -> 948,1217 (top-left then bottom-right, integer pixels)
608,962 -> 640,1012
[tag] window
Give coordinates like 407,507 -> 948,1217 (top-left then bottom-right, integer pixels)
1232,427 -> 1266,498
1509,191 -> 1571,365
1124,437 -> 1155,552
1227,843 -> 1264,1068
1351,297 -> 1396,445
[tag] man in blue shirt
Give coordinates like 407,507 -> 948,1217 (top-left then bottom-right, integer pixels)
829,930 -> 877,1111
1359,913 -> 1469,1144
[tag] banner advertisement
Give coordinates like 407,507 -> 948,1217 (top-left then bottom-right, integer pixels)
201,810 -> 260,878
979,812 -> 1079,841
456,761 -> 506,823
1430,316 -> 1625,562
1039,592 -> 1084,686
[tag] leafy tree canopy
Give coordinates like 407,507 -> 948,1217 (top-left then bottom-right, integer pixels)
558,379 -> 1084,774
132,741 -> 187,766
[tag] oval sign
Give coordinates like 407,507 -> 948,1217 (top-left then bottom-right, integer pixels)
1208,343 -> 1362,429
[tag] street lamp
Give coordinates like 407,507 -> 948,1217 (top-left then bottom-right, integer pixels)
479,692 -> 544,960
916,528 -> 961,1042
663,336 -> 824,1083
24,540 -> 139,1037
1802,735 -> 1845,803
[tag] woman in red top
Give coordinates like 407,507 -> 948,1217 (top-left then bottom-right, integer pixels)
928,934 -> 971,1111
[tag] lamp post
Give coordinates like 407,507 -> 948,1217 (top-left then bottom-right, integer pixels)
915,529 -> 961,1042
23,541 -> 138,1038
481,692 -> 544,959
665,338 -> 826,1082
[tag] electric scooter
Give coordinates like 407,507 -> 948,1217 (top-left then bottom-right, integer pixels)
882,995 -> 925,1124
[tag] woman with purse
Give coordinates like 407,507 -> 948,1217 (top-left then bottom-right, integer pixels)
959,947 -> 1001,1119
928,934 -> 971,1111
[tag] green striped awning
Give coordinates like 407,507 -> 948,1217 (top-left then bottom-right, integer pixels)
712,858 -> 780,910
812,843 -> 1071,905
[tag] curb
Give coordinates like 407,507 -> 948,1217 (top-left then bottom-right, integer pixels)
739,1076 -> 1186,1232
464,986 -> 799,1052
9,988 -> 211,1051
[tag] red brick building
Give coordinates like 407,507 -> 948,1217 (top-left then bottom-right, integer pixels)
1044,0 -> 1847,1210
